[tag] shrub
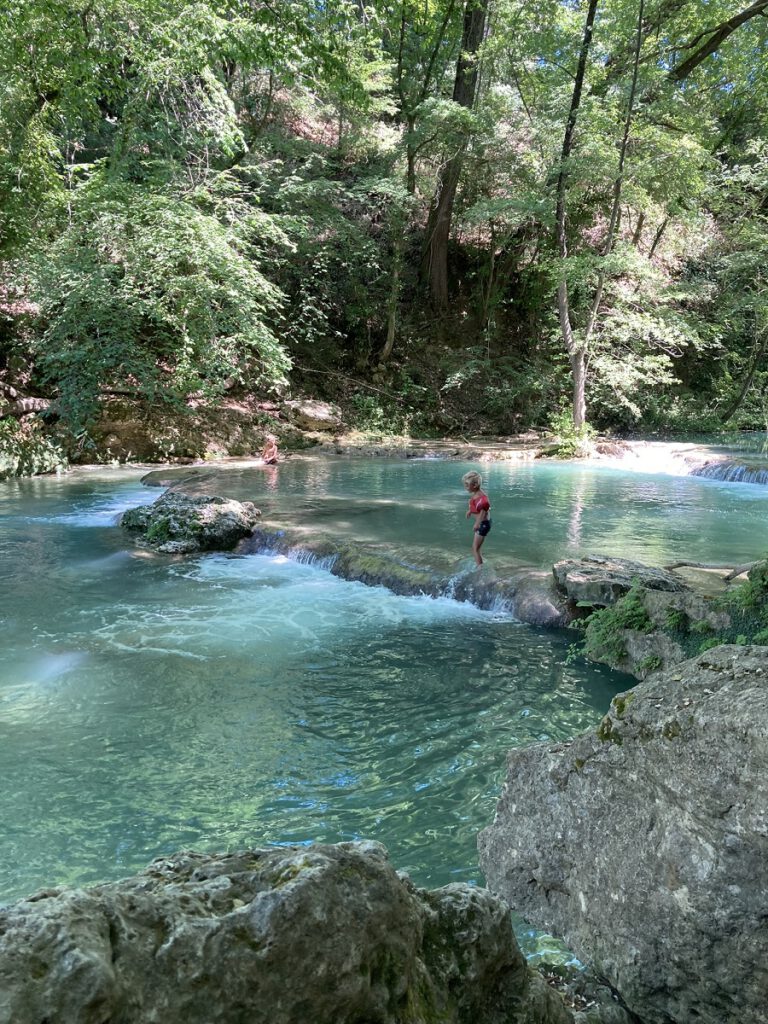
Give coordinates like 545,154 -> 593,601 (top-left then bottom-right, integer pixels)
581,582 -> 652,663
0,417 -> 67,478
546,409 -> 596,459
29,173 -> 290,431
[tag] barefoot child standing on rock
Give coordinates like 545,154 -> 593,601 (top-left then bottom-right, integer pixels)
463,471 -> 491,566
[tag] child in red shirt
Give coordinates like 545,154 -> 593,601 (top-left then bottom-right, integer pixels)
462,470 -> 491,565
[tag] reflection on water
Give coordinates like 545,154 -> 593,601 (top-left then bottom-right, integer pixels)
1,460 -> 766,914
172,456 -> 768,571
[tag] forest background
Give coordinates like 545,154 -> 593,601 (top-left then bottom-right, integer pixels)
1,0 -> 767,462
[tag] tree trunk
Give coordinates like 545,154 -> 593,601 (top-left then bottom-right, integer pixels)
423,0 -> 488,309
648,216 -> 668,259
554,0 -> 599,430
720,331 -> 768,423
631,210 -> 645,247
381,235 -> 403,364
424,159 -> 463,309
571,347 -> 588,429
405,115 -> 417,195
583,0 -> 644,347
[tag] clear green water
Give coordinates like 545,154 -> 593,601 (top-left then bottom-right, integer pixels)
1,459 -> 765,912
164,455 -> 768,570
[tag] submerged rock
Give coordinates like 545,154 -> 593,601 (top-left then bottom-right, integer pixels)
120,491 -> 260,553
478,645 -> 768,1024
0,842 -> 572,1024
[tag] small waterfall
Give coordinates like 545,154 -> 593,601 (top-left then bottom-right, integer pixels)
247,530 -> 518,615
439,570 -> 517,615
691,460 -> 768,486
252,542 -> 339,573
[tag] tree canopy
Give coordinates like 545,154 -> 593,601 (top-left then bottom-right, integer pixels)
1,0 -> 767,440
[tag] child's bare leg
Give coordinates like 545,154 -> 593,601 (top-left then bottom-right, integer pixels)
472,533 -> 484,565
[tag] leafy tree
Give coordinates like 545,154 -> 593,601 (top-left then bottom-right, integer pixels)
30,172 -> 289,428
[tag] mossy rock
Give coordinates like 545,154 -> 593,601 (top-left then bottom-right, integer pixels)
121,492 -> 261,553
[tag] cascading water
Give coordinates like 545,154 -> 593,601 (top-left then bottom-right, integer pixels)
691,460 -> 768,486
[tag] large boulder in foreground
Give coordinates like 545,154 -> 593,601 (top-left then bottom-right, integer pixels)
120,491 -> 260,553
478,646 -> 768,1024
0,842 -> 571,1024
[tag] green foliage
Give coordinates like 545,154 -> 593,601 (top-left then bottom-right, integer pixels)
0,418 -> 67,478
698,637 -> 722,653
347,368 -> 430,437
28,172 -> 289,429
637,654 -> 662,673
580,582 -> 652,664
690,618 -> 714,635
665,607 -> 689,633
546,410 -> 596,458
3,0 -> 768,446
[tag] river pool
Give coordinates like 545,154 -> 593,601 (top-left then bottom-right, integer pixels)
1,457 -> 766,923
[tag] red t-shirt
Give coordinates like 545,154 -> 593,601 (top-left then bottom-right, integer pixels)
469,493 -> 490,515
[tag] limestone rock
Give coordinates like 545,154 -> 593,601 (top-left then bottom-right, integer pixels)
553,555 -> 688,609
120,491 -> 260,553
510,572 -> 569,628
284,399 -> 342,432
0,842 -> 572,1024
478,646 -> 768,1024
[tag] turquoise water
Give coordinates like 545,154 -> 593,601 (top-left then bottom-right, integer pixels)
163,456 -> 768,570
1,459 -> 766,911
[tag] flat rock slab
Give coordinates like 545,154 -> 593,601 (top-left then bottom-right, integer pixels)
553,555 -> 689,608
0,842 -> 570,1024
479,645 -> 768,1024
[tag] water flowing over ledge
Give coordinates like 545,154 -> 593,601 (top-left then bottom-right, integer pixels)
583,438 -> 768,483
238,527 -> 542,620
690,460 -> 768,486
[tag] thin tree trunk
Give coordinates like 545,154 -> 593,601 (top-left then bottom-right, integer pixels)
405,115 -> 417,195
482,223 -> 497,333
583,0 -> 644,348
381,235 -> 403,364
648,217 -> 668,259
423,0 -> 488,309
571,348 -> 588,429
631,210 -> 645,247
554,0 -> 599,429
720,331 -> 768,423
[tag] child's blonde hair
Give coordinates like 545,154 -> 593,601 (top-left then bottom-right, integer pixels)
462,470 -> 482,489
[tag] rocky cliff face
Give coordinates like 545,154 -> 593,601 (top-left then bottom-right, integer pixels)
0,841 -> 571,1024
478,646 -> 768,1024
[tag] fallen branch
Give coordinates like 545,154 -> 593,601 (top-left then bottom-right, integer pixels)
664,559 -> 756,580
724,562 -> 758,581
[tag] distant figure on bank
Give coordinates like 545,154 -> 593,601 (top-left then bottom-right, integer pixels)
463,470 -> 491,566
261,434 -> 279,465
